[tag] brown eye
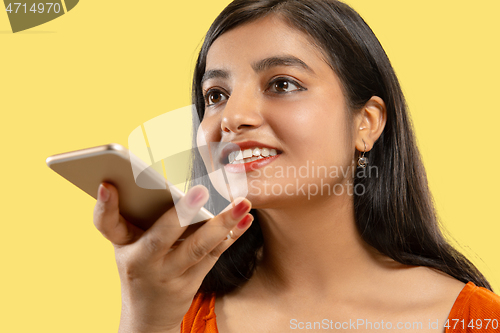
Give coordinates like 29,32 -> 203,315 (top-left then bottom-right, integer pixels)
205,90 -> 227,106
209,93 -> 222,104
274,80 -> 289,92
268,78 -> 303,94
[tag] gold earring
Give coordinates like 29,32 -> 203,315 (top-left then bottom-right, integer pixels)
357,140 -> 369,168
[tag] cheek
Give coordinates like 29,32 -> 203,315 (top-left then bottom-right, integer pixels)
196,120 -> 219,171
196,125 -> 207,148
271,98 -> 349,155
198,117 -> 223,147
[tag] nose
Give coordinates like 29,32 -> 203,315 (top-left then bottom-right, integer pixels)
220,86 -> 263,134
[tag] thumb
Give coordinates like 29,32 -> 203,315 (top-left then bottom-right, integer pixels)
93,183 -> 144,246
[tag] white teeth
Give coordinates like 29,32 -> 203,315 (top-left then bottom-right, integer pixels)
243,149 -> 253,158
226,147 -> 280,164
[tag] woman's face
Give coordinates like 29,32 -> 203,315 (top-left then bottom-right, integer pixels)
197,15 -> 356,208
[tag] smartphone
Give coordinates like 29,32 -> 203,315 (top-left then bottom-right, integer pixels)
46,143 -> 214,231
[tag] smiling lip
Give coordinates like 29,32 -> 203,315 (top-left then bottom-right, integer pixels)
219,140 -> 282,165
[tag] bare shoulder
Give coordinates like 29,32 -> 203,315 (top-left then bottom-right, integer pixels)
402,265 -> 466,302
370,264 -> 467,324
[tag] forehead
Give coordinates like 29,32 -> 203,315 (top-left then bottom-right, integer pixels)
205,15 -> 329,72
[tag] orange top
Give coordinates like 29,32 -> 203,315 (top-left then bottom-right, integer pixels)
181,282 -> 500,333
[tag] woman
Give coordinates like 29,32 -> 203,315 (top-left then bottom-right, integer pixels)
93,0 -> 500,332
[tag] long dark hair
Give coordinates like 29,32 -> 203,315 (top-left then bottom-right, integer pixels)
189,0 -> 492,295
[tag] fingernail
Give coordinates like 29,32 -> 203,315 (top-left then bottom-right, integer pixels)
98,184 -> 110,202
220,197 -> 245,214
232,200 -> 250,219
188,188 -> 205,206
237,214 -> 253,229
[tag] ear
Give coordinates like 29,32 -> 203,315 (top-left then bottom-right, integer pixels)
355,96 -> 387,152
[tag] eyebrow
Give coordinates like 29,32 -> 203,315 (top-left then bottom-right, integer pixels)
201,55 -> 314,86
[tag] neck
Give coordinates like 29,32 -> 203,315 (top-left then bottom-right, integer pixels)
251,187 -> 388,298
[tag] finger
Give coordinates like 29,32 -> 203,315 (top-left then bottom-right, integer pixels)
183,213 -> 254,280
93,182 -> 144,246
167,197 -> 252,275
136,185 -> 210,259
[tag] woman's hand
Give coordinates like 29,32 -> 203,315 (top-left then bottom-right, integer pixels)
93,182 -> 253,333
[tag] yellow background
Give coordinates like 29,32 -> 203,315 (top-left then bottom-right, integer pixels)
1,1 -> 498,332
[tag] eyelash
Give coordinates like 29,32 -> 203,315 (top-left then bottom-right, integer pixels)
203,77 -> 306,107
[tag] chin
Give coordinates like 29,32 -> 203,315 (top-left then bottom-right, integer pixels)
209,173 -> 251,201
